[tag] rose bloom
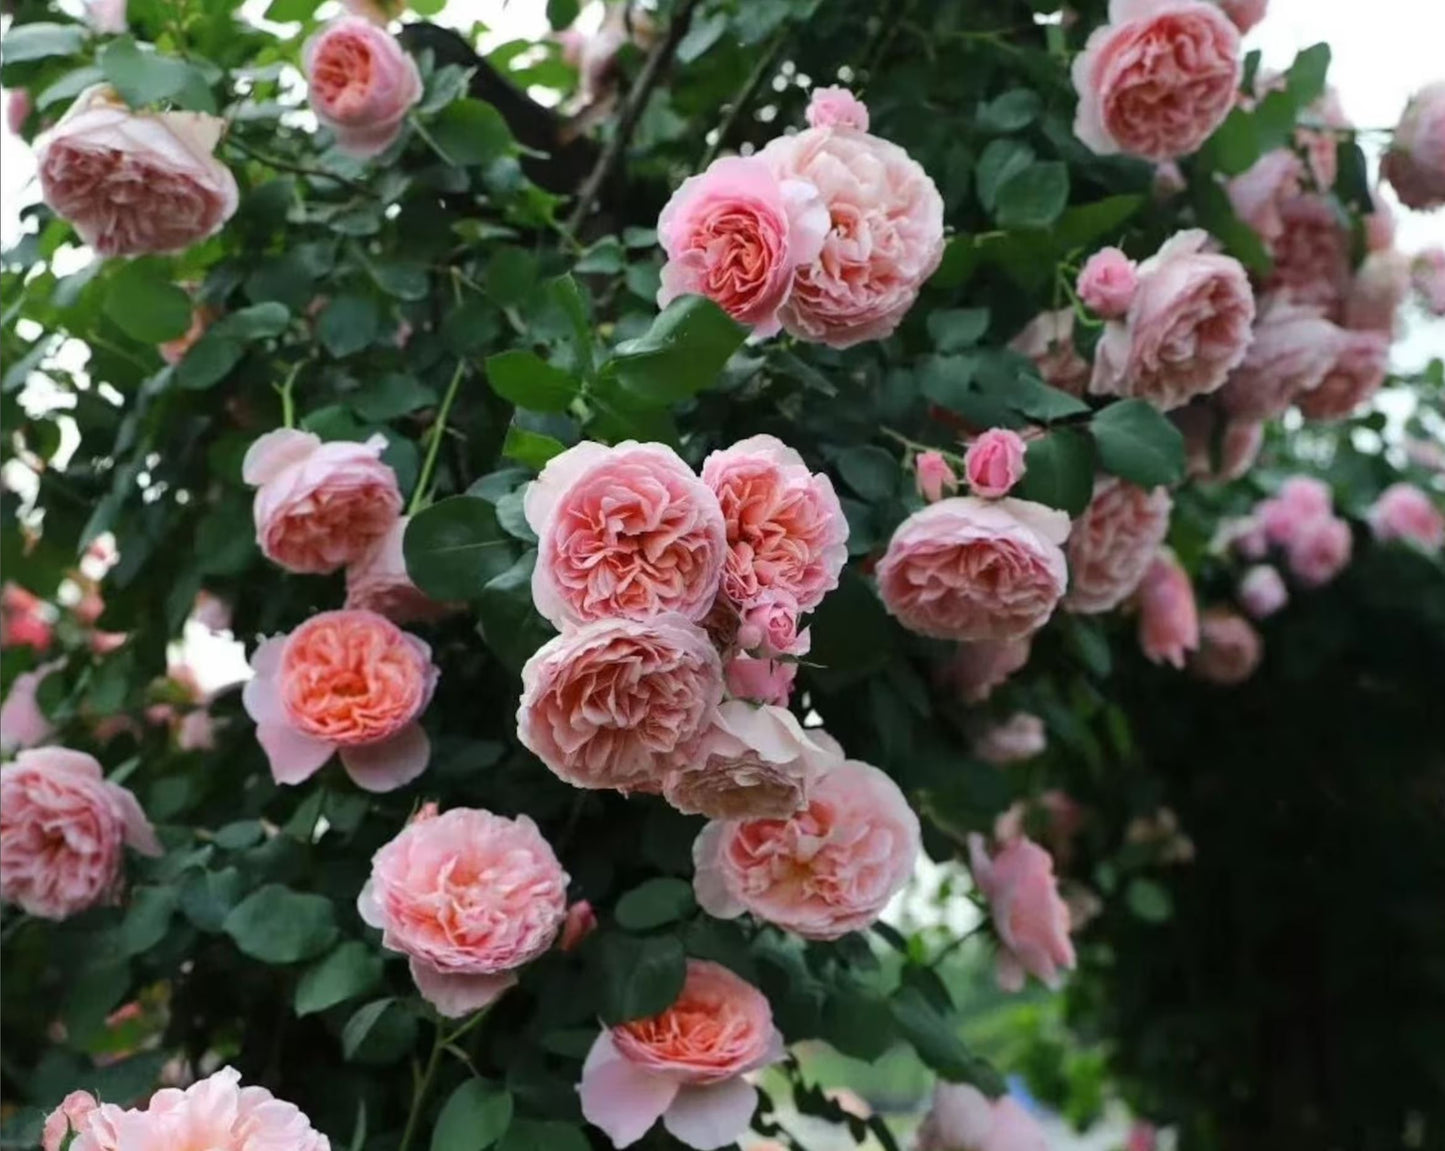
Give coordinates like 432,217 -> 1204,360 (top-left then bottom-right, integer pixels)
1090,230 -> 1255,411
1218,297 -> 1340,421
1343,249 -> 1411,335
968,833 -> 1076,992
736,592 -> 809,658
66,1067 -> 329,1151
518,615 -> 722,793
915,450 -> 959,503
878,497 -> 1071,641
304,18 -> 422,157
1368,483 -> 1445,551
972,712 -> 1047,766
243,428 -> 402,575
724,653 -> 796,706
159,302 -> 218,366
1010,309 -> 1091,395
1286,514 -> 1352,587
345,515 -> 454,624
359,805 -> 568,1016
1227,150 -> 1303,244
1071,0 -> 1241,162
916,1083 -> 1049,1151
1238,564 -> 1288,619
702,434 -> 847,613
1365,197 -> 1398,254
243,609 -> 438,793
1414,248 -> 1445,316
7,89 -> 32,137
1257,475 -> 1333,549
1190,607 -> 1262,684
560,900 -> 597,952
1295,330 -> 1390,421
1265,194 -> 1351,316
940,636 -> 1032,704
963,429 -> 1028,499
1173,401 -> 1263,483
1214,0 -> 1267,33
693,757 -> 920,940
44,1091 -> 99,1151
1,662 -> 61,754
663,701 -> 839,820
0,748 -> 160,920
1,583 -> 52,652
1064,479 -> 1172,614
1077,247 -> 1139,318
525,440 -> 726,628
994,791 -> 1086,868
806,86 -> 870,132
1382,82 -> 1445,211
579,960 -> 784,1151
85,0 -> 126,33
36,85 -> 237,257
1134,549 -> 1199,669
760,123 -> 944,348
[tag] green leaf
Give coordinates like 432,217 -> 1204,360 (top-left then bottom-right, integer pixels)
485,351 -> 580,413
404,496 -> 516,601
1014,428 -> 1095,517
99,37 -> 197,109
502,427 -> 566,469
677,13 -> 728,63
0,22 -> 86,65
223,884 -> 338,964
1126,877 -> 1174,923
264,0 -> 320,19
295,942 -> 384,1017
808,566 -> 895,681
1285,42 -> 1331,109
104,261 -> 192,343
348,373 -> 437,421
593,932 -> 687,1025
1200,107 -> 1260,177
976,138 -> 1034,213
37,65 -> 105,110
477,550 -> 554,672
1192,178 -> 1272,275
1055,195 -> 1145,250
611,295 -> 748,404
820,983 -> 897,1062
317,295 -> 380,358
615,878 -> 696,931
546,0 -> 581,29
366,258 -> 430,301
178,867 -> 245,932
927,308 -> 990,352
341,998 -> 418,1063
486,247 -> 539,308
891,986 -> 1004,1095
977,88 -> 1041,134
118,885 -> 178,956
431,1079 -> 514,1151
497,1121 -> 590,1151
176,335 -> 243,390
212,302 -> 290,341
994,161 -> 1070,230
830,445 -> 899,502
429,99 -> 515,166
1091,399 -> 1186,488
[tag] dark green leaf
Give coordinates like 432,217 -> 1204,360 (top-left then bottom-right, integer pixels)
1200,107 -> 1260,177
502,427 -> 566,469
341,998 -> 417,1063
104,261 -> 191,343
1092,399 -> 1186,488
477,550 -> 554,672
891,986 -> 1004,1095
99,37 -> 198,109
431,1079 -> 514,1151
593,932 -> 687,1025
830,445 -> 899,502
485,350 -> 580,412
927,308 -> 990,352
1015,429 -> 1095,517
37,65 -> 105,110
317,295 -> 380,358
212,302 -> 290,341
497,1121 -> 589,1151
486,247 -> 539,308
223,884 -> 338,964
176,335 -> 243,389
348,373 -> 437,421
994,161 -> 1070,230
178,867 -> 245,932
677,13 -> 728,63
404,497 -> 516,601
976,138 -> 1034,213
1126,877 -> 1174,923
547,0 -> 581,29
821,983 -> 897,1062
429,99 -> 515,166
295,942 -> 385,1017
611,295 -> 748,403
977,88 -> 1041,134
615,878 -> 696,931
118,886 -> 178,956
1285,43 -> 1331,109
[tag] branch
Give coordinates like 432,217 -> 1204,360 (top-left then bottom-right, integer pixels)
699,25 -> 789,168
224,134 -> 375,197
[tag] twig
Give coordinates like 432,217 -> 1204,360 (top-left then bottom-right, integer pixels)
565,0 -> 704,233
699,25 -> 789,168
409,361 -> 467,514
225,134 -> 375,197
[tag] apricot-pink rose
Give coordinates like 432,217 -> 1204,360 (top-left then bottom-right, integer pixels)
1090,230 -> 1255,411
1218,297 -> 1340,421
359,805 -> 567,1016
1190,607 -> 1262,684
693,757 -> 919,939
580,960 -> 784,1150
1072,0 -> 1241,161
1214,0 -> 1267,33
657,155 -> 828,337
0,748 -> 160,920
736,592 -> 809,657
1238,564 -> 1288,619
702,434 -> 847,613
525,441 -> 727,627
244,428 -> 402,575
243,609 -> 438,793
1010,309 -> 1091,396
1382,82 -> 1445,211
761,125 -> 944,348
723,654 -> 796,705
1064,479 -> 1172,614
1256,475 -> 1332,549
941,636 -> 1033,704
1227,150 -> 1303,244
806,86 -> 870,131
968,833 -> 1076,992
917,1083 -> 1049,1151
964,429 -> 1028,499
972,713 -> 1047,766
1368,483 -> 1444,551
1265,194 -> 1351,315
1343,250 -> 1411,335
518,615 -> 722,793
1295,330 -> 1390,421
304,18 -> 422,158
345,515 -> 454,624
35,85 -> 238,257
1135,549 -> 1199,668
1287,514 -> 1352,587
1077,247 -> 1139,317
878,497 -> 1070,641
915,450 -> 958,503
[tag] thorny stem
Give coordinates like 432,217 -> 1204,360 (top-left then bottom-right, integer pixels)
880,426 -> 969,468
409,361 -> 467,514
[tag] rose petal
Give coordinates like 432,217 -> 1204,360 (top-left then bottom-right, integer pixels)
579,1033 -> 680,1149
662,1079 -> 759,1151
339,722 -> 430,792
255,724 -> 334,785
408,958 -> 516,1019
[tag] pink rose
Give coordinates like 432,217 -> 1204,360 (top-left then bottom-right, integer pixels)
243,429 -> 403,575
6,89 -> 31,136
1286,514 -> 1352,587
243,609 -> 438,793
1090,230 -> 1256,411
0,661 -> 60,754
1368,483 -> 1444,551
85,0 -> 127,35
1126,1122 -> 1159,1151
878,497 -> 1071,641
1295,330 -> 1390,421
693,757 -> 920,939
963,429 -> 1028,499
1265,194 -> 1351,316
43,1091 -> 99,1151
761,126 -> 944,348
579,960 -> 784,1150
917,1083 -> 1048,1151
1218,297 -> 1340,421
657,155 -> 828,337
736,592 -> 809,657
1256,475 -> 1332,549
940,636 -> 1032,704
915,450 -> 959,503
0,748 -> 160,920
304,18 -> 421,157
1343,250 -> 1411,335
1077,247 -> 1139,317
518,615 -> 723,793
1414,248 -> 1445,316
972,712 -> 1047,766
1382,82 -> 1445,211
1,584 -> 53,653
1214,0 -> 1267,32
702,434 -> 847,613
176,709 -> 215,753
191,590 -> 232,633
1365,198 -> 1398,254
1174,402 -> 1263,482
994,791 -> 1085,867
158,301 -> 218,366
663,701 -> 838,819
968,833 -> 1076,991
69,1067 -> 329,1151
724,653 -> 796,706
345,515 -> 455,624
35,85 -> 237,257
1071,0 -> 1241,161
1010,309 -> 1091,396
1064,479 -> 1173,614
560,900 -> 597,952
359,805 -> 567,1016
1135,549 -> 1199,668
1238,564 -> 1288,618
1227,150 -> 1303,244
525,440 -> 727,628
1190,607 -> 1262,684
806,86 -> 870,132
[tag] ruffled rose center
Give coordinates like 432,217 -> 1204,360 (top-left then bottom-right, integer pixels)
715,468 -> 830,605
280,616 -> 425,744
312,33 -> 376,117
1105,16 -> 1237,153
693,202 -> 785,303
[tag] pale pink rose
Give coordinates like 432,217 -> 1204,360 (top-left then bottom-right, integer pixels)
878,497 -> 1070,641
1295,330 -> 1390,421
560,900 -> 597,952
0,748 -> 160,920
1286,513 -> 1352,587
1256,475 -> 1332,549
761,125 -> 944,348
518,615 -> 722,793
1382,82 -> 1445,211
972,713 -> 1047,765
345,515 -> 454,624
1135,549 -> 1199,668
359,805 -> 567,1016
158,302 -> 217,366
1090,230 -> 1256,410
806,86 -> 870,132
44,1091 -> 100,1151
968,833 -> 1076,992
175,709 -> 215,753
6,89 -> 32,136
1294,86 -> 1351,190
1218,297 -> 1341,421
1071,0 -> 1241,161
702,434 -> 847,613
85,0 -> 127,34
1265,194 -> 1351,316
940,636 -> 1032,704
693,757 -> 919,939
1227,150 -> 1303,244
1343,249 -> 1411,335
736,592 -> 809,657
724,654 -> 796,706
1220,514 -> 1269,560
1077,247 -> 1139,317
1414,248 -> 1445,316
1010,309 -> 1091,396
526,441 -> 727,628
963,429 -> 1028,499
1190,607 -> 1261,684
35,86 -> 237,257
663,701 -> 839,819
0,661 -> 60,754
1369,483 -> 1444,550
340,0 -> 404,24
244,429 -> 402,575
1214,0 -> 1267,32
1064,479 -> 1172,614
304,18 -> 421,158
917,1084 -> 1048,1151
657,156 -> 828,338
242,609 -> 438,793
1238,564 -> 1288,618
1126,1121 -> 1159,1151
579,960 -> 784,1150
1174,401 -> 1263,482
70,1067 -> 329,1151
190,590 -> 231,633
1365,198 -> 1397,254
915,451 -> 959,503
994,791 -> 1085,867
